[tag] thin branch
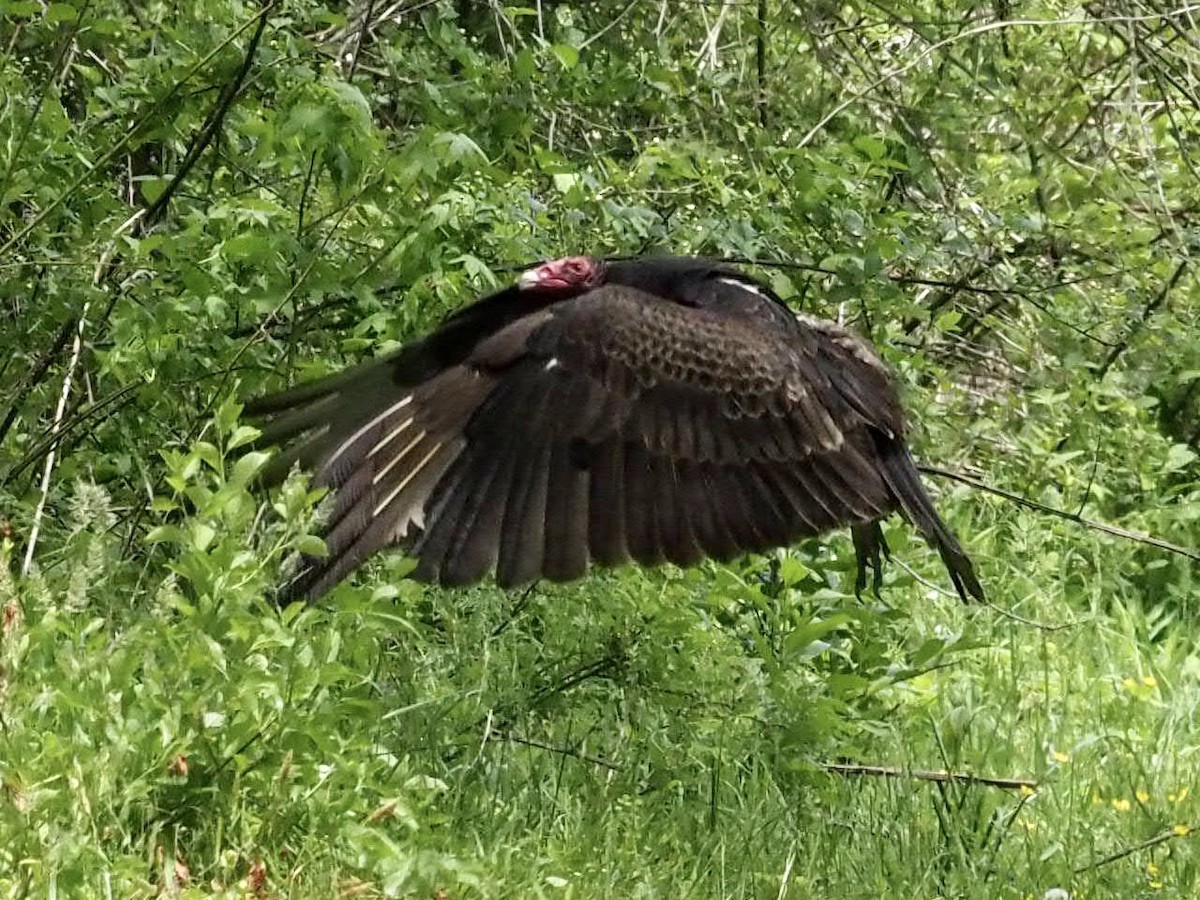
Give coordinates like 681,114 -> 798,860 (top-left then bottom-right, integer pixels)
491,731 -> 621,771
756,0 -> 769,127
489,703 -> 1044,795
0,4 -> 274,260
1075,825 -> 1195,873
891,555 -> 1086,630
1097,258 -> 1190,377
2,381 -> 144,487
696,0 -> 734,72
484,733 -> 1040,793
822,762 -> 1038,791
578,0 -> 639,50
798,4 -> 1200,147
982,600 -> 1089,633
0,281 -> 74,450
921,466 -> 1200,564
0,0 -> 90,201
345,0 -> 377,79
140,0 -> 275,225
22,302 -> 90,575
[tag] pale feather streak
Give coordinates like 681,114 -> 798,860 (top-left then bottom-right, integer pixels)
368,415 -> 415,458
716,275 -> 767,297
371,429 -> 428,485
372,443 -> 443,518
324,394 -> 414,469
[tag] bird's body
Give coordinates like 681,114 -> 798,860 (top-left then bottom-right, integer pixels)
245,255 -> 983,603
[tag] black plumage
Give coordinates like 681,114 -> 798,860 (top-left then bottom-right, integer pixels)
244,255 -> 984,603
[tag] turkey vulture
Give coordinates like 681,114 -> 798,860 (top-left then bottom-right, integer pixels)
244,255 -> 983,603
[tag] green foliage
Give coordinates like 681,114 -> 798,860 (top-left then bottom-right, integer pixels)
1,0 -> 1199,895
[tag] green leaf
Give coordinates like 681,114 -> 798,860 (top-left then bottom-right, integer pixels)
432,131 -> 487,165
221,233 -> 273,263
296,535 -> 329,557
46,2 -> 78,22
228,426 -> 261,451
231,450 -> 270,485
136,176 -> 168,203
1162,444 -> 1197,473
193,441 -> 222,473
192,522 -> 216,552
551,44 -> 579,70
513,48 -> 536,80
1,1 -> 42,16
852,134 -> 887,161
145,524 -> 185,545
553,172 -> 581,193
935,310 -> 962,331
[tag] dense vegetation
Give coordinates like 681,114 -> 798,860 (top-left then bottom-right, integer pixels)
2,0 -> 1199,895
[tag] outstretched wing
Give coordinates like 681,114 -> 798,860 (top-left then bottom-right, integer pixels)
408,283 -> 912,589
248,279 -> 981,602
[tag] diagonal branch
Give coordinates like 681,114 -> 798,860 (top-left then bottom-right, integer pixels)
922,465 -> 1200,564
140,0 -> 275,227
1097,258 -> 1190,378
0,3 -> 275,261
1075,824 -> 1195,873
0,279 -> 74,451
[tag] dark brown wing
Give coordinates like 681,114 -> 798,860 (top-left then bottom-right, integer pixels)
244,282 -> 565,486
406,284 -> 911,593
250,282 -> 982,602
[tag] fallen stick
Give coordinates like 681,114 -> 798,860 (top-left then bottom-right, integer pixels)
822,762 -> 1038,791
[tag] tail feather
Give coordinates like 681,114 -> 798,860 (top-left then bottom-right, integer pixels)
874,433 -> 984,603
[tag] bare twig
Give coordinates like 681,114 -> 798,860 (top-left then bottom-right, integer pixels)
487,730 -> 1039,792
1075,825 -> 1194,873
921,466 -> 1200,564
491,730 -> 621,771
982,601 -> 1088,633
22,302 -> 89,576
579,0 -> 639,50
141,0 -> 275,226
798,5 -> 1200,147
2,380 -> 144,487
0,282 -> 74,451
822,762 -> 1038,791
889,556 -> 1085,630
1097,259 -> 1190,377
697,0 -> 734,72
345,0 -> 377,79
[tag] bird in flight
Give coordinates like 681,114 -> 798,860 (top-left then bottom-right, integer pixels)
244,255 -> 983,604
